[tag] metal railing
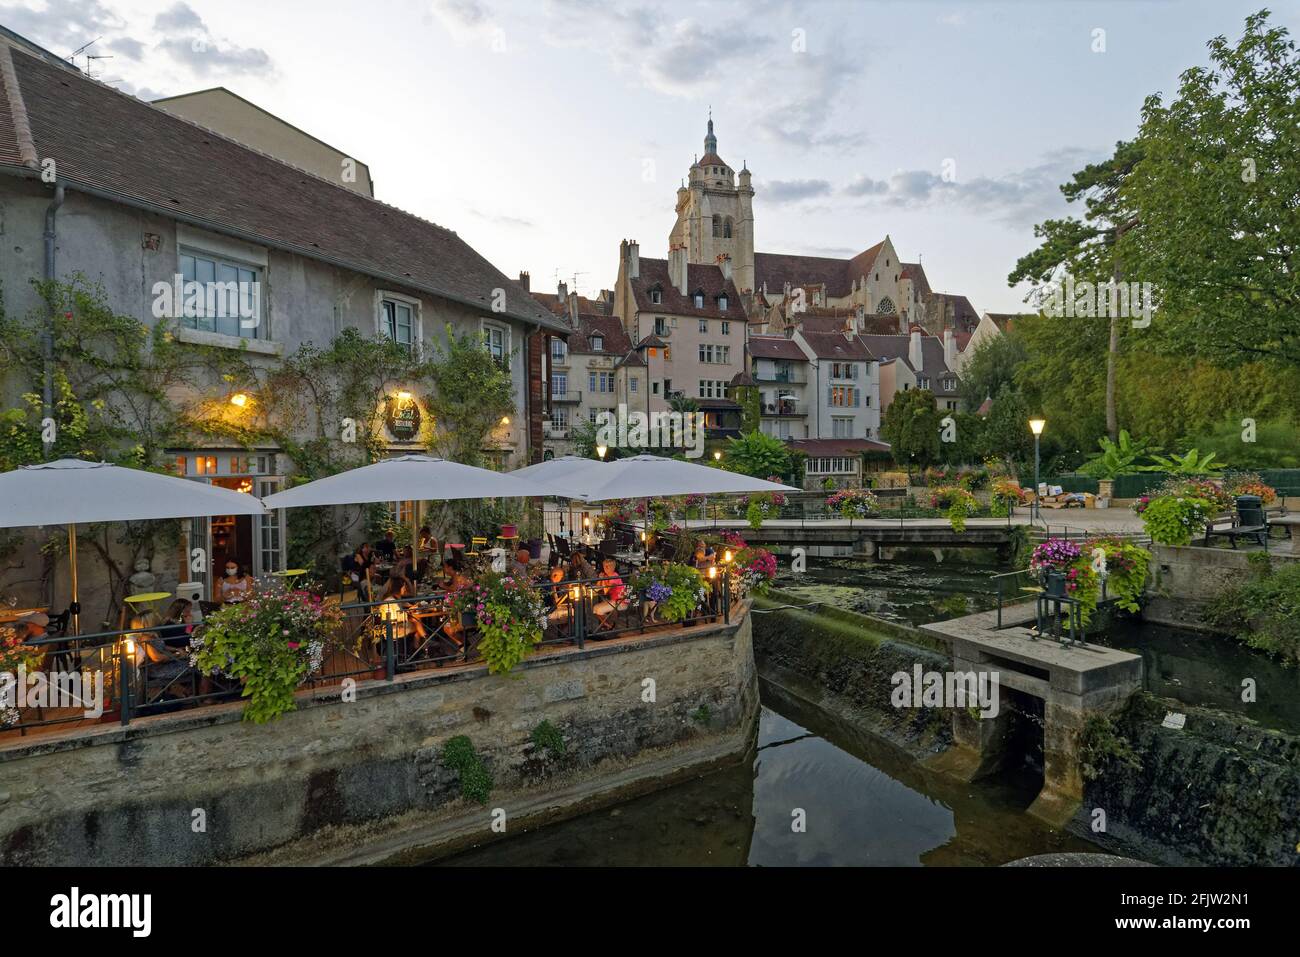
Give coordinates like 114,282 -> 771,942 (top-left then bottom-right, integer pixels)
2,567 -> 735,738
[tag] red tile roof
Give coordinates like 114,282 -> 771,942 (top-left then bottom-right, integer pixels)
754,240 -> 886,299
629,258 -> 743,320
899,262 -> 931,298
0,43 -> 567,333
568,314 -> 632,356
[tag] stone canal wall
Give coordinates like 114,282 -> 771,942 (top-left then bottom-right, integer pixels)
1143,544 -> 1300,631
0,613 -> 757,866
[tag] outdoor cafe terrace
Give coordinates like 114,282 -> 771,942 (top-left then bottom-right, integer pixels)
0,552 -> 750,744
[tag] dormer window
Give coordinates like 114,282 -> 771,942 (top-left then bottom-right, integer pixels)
649,286 -> 662,305
591,335 -> 604,351
693,290 -> 705,309
718,294 -> 728,311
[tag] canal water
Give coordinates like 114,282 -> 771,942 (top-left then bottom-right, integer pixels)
772,555 -> 1004,626
436,681 -> 1103,867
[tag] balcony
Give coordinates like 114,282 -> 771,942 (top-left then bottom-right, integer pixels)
753,369 -> 806,385
545,426 -> 569,439
549,390 -> 583,404
761,401 -> 805,417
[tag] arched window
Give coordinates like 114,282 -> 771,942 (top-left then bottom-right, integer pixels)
877,297 -> 895,315
723,217 -> 733,238
712,214 -> 722,238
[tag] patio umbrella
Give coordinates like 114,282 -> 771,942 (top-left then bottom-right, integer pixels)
525,453 -> 798,552
507,456 -> 607,537
0,459 -> 268,633
261,454 -> 549,568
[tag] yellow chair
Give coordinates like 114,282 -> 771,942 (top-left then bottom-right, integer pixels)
467,536 -> 488,557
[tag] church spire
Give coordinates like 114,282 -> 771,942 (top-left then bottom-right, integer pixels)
704,109 -> 717,155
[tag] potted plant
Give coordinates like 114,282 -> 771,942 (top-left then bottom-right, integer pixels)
1029,538 -> 1082,594
449,579 -> 488,629
189,588 -> 342,724
474,571 -> 545,674
522,505 -> 544,559
631,563 -> 707,623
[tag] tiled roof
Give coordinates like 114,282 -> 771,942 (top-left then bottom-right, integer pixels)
797,331 -> 874,361
532,291 -> 611,317
931,293 -> 980,331
754,240 -> 885,299
0,42 -> 567,333
748,336 -> 808,361
899,262 -> 931,298
787,438 -> 892,456
629,258 -> 742,320
860,333 -> 958,387
568,314 -> 632,356
984,312 -> 1030,332
859,313 -> 903,335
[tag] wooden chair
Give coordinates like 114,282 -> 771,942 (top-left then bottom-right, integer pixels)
467,536 -> 488,557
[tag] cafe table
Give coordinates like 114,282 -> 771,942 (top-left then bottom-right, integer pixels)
0,606 -> 48,625
124,591 -> 172,611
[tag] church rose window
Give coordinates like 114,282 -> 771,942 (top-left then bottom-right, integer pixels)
877,297 -> 895,315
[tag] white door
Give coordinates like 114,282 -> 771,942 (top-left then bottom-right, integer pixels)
255,477 -> 286,575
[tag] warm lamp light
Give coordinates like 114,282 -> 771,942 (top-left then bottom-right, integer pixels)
229,392 -> 248,408
708,565 -> 717,579
639,531 -> 646,541
596,444 -> 608,459
583,517 -> 591,529
569,585 -> 581,601
1029,418 -> 1046,436
396,390 -> 412,401
500,416 -> 510,426
723,549 -> 733,564
713,451 -> 722,461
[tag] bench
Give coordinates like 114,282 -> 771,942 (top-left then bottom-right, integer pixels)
1204,499 -> 1272,550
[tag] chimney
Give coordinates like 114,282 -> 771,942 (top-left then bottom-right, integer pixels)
669,243 -> 688,295
557,280 -> 568,310
716,253 -> 732,282
627,239 -> 640,280
568,290 -> 579,326
944,327 -> 957,366
909,330 -> 924,373
517,270 -> 530,293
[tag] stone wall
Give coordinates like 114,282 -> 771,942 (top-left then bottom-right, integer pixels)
1144,544 -> 1300,630
0,614 -> 757,865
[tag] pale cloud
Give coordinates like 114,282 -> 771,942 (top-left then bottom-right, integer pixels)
0,0 -> 127,54
843,148 -> 1102,227
152,2 -> 274,78
760,178 -> 833,203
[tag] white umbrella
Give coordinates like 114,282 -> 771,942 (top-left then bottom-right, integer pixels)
0,459 -> 268,633
508,454 -> 605,484
545,453 -> 797,503
262,454 -> 547,570
530,454 -> 798,554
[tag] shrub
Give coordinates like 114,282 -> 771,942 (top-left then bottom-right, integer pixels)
826,487 -> 879,518
441,735 -> 493,804
473,572 -> 546,675
632,563 -> 707,622
1140,494 -> 1216,546
1204,558 -> 1300,665
530,719 -> 566,758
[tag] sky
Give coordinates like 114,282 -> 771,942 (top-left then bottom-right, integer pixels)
4,0 -> 1294,313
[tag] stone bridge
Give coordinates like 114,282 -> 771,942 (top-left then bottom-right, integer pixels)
682,518 -> 1021,560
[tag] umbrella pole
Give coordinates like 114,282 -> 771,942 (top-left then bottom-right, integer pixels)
67,522 -> 80,636
410,500 -> 419,580
643,497 -> 649,561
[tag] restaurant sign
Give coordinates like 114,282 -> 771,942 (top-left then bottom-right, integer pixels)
386,395 -> 422,441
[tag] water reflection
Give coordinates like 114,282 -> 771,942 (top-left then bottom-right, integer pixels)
437,683 -> 1101,867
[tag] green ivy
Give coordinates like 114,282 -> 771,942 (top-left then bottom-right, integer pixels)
441,735 -> 493,805
530,719 -> 566,758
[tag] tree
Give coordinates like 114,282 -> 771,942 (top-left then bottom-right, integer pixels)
723,430 -> 792,479
880,389 -> 942,470
977,387 -> 1036,469
1120,10 -> 1300,368
959,332 -> 1027,407
1009,140 -> 1143,440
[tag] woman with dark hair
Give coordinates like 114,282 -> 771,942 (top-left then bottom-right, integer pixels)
218,561 -> 255,604
160,598 -> 195,648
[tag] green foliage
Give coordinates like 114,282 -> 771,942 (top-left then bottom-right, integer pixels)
880,388 -> 942,469
633,562 -> 706,623
724,430 -> 792,479
1187,418 -> 1300,470
441,735 -> 493,804
467,571 -> 545,675
1140,494 -> 1216,546
1205,557 -> 1300,665
976,387 -> 1036,468
689,704 -> 712,725
1141,448 -> 1224,475
530,719 -> 567,758
960,333 -> 1028,407
1080,429 -> 1160,479
190,589 -> 342,724
426,325 -> 516,467
1078,712 -> 1142,781
929,486 -> 979,532
1121,10 -> 1300,369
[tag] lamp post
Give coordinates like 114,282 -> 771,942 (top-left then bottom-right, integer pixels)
1029,417 -> 1046,522
596,444 -> 607,460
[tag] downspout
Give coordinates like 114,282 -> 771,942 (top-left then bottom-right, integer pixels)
43,182 -> 65,460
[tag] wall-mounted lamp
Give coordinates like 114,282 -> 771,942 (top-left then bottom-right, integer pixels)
230,392 -> 249,408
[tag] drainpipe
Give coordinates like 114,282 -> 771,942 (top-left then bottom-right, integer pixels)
42,182 -> 65,460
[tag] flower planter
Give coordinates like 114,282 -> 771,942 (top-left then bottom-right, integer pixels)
527,538 -> 543,560
460,611 -> 477,629
499,523 -> 518,539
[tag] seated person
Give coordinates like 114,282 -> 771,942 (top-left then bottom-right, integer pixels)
438,560 -> 458,589
374,531 -> 398,562
568,550 -> 596,581
439,570 -> 477,650
692,539 -> 716,569
133,611 -> 192,696
218,561 -> 255,604
391,545 -> 415,583
418,526 -> 439,556
160,598 -> 195,648
349,543 -> 376,599
543,564 -> 570,617
590,557 -> 627,627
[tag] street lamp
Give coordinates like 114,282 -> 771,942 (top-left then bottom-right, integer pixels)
1029,418 -> 1046,521
713,450 -> 722,462
596,444 -> 608,460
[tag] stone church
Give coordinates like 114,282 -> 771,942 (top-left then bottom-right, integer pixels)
668,118 -> 980,339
